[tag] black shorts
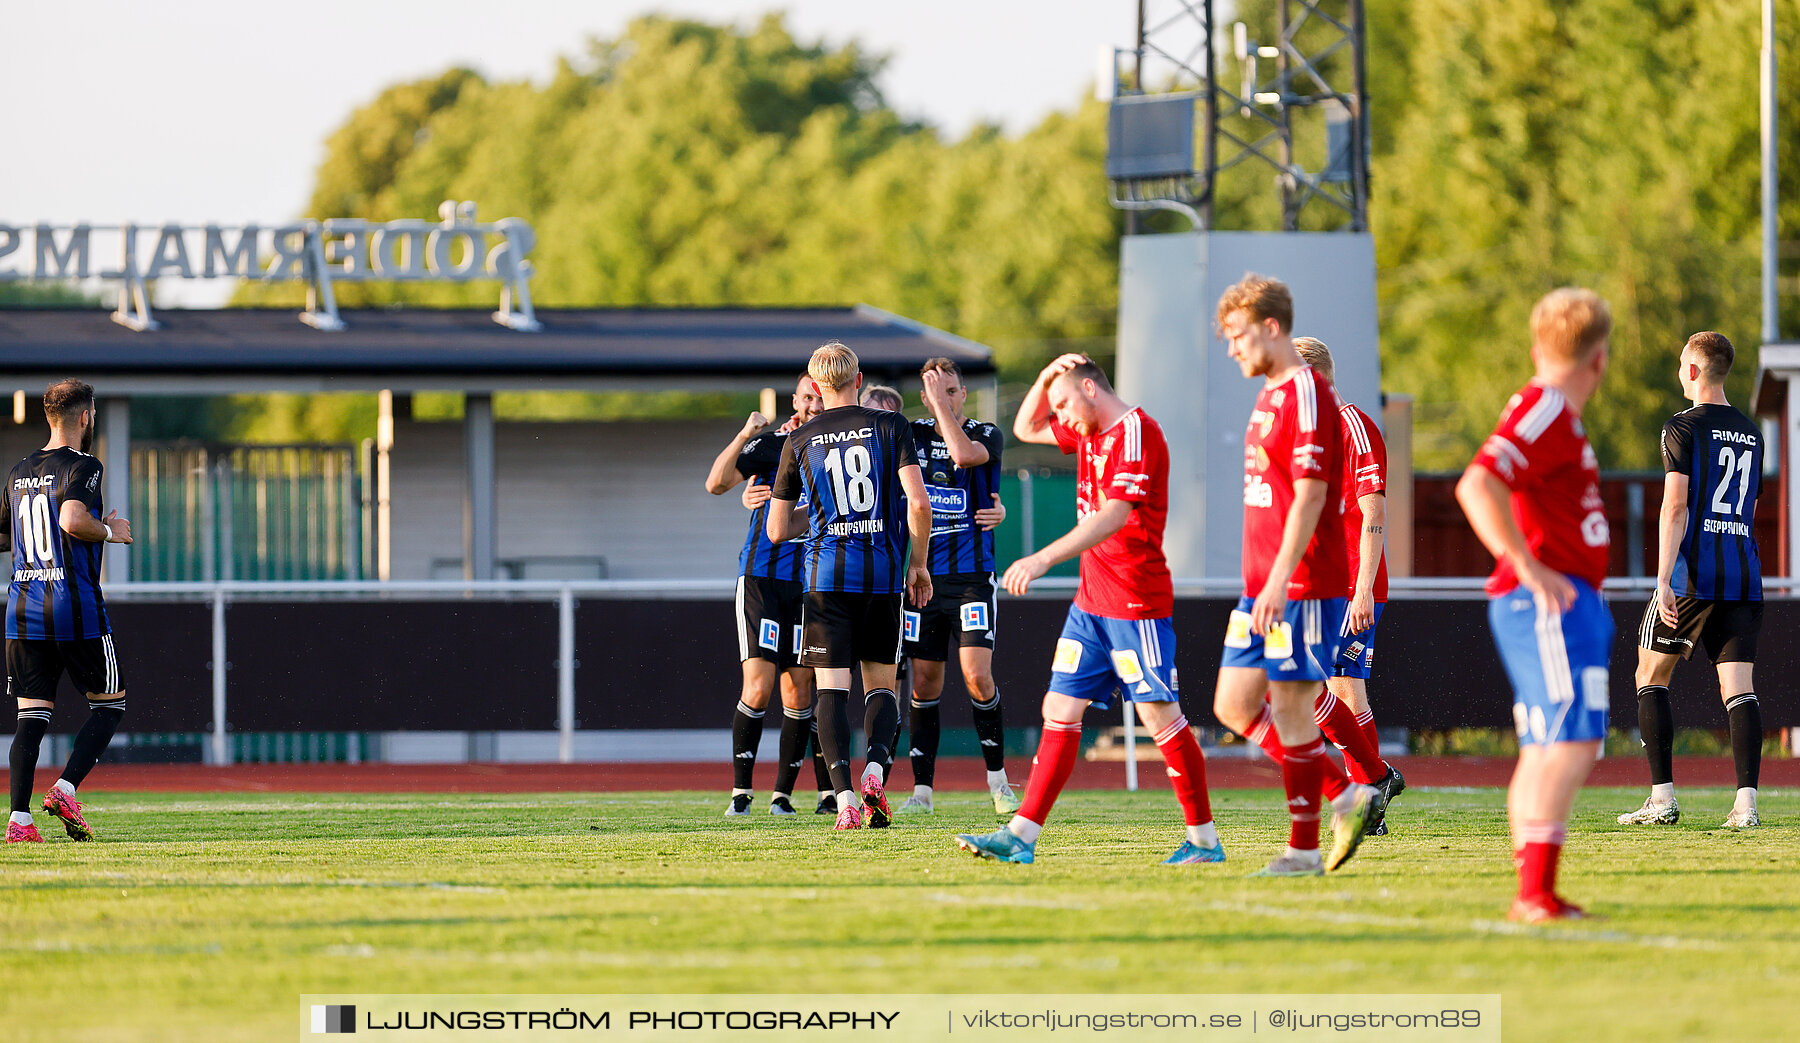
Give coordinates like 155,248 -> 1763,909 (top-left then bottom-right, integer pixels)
6,634 -> 124,702
903,572 -> 997,661
1637,596 -> 1761,664
736,575 -> 805,668
801,590 -> 904,668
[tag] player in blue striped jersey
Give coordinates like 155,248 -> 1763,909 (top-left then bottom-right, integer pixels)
769,343 -> 933,830
4,380 -> 133,843
1620,332 -> 1766,829
897,358 -> 1019,817
704,375 -> 831,817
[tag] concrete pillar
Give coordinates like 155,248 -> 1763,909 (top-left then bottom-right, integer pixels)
463,393 -> 496,580
101,397 -> 130,584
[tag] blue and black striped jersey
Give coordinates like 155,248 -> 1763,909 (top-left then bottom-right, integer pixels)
911,417 -> 1002,576
771,405 -> 920,594
733,431 -> 806,582
3,448 -> 112,640
1664,403 -> 1762,601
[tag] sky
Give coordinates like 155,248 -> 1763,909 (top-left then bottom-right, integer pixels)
1,2 -> 1131,264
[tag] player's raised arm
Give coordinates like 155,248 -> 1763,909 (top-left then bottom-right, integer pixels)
703,411 -> 770,494
1013,354 -> 1087,445
922,368 -> 989,467
1455,463 -> 1574,613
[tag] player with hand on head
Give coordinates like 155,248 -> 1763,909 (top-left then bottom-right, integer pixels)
703,374 -> 825,817
898,358 -> 1018,817
768,343 -> 933,830
1456,288 -> 1614,923
1619,332 -> 1766,830
5,379 -> 133,844
1210,275 -> 1379,877
954,353 -> 1220,866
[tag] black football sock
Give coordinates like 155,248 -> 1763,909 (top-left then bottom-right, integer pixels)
772,704 -> 812,798
61,697 -> 124,790
730,700 -> 766,792
813,689 -> 855,793
1636,685 -> 1674,787
11,707 -> 52,814
972,689 -> 1006,773
863,688 -> 900,779
808,720 -> 832,794
908,697 -> 941,788
1726,693 -> 1762,790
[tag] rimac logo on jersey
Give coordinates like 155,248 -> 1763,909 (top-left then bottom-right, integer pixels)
926,486 -> 968,515
960,602 -> 989,633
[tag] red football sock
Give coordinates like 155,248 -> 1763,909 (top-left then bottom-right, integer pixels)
1247,702 -> 1286,762
1279,738 -> 1327,850
1315,690 -> 1385,785
1515,821 -> 1568,899
1152,715 -> 1213,826
1355,709 -> 1381,765
1016,719 -> 1082,826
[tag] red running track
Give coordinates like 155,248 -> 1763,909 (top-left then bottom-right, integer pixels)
34,755 -> 1798,794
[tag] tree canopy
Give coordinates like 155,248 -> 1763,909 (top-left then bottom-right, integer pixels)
225,6 -> 1797,468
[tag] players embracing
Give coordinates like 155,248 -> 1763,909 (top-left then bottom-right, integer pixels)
768,343 -> 933,830
897,358 -> 1018,817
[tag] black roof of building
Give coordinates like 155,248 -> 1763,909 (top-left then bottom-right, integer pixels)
0,305 -> 993,394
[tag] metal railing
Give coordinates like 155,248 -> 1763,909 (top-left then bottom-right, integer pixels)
108,575 -> 1800,768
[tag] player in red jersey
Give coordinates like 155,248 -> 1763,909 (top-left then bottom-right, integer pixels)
1456,288 -> 1613,924
1290,338 -> 1404,832
954,354 -> 1219,865
1212,275 -> 1378,877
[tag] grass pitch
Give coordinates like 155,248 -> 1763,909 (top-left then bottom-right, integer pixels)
1,786 -> 1793,1042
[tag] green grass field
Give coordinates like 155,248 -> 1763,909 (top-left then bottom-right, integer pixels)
2,786 -> 1793,1042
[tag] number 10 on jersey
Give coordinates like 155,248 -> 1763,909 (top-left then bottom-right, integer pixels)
15,493 -> 57,566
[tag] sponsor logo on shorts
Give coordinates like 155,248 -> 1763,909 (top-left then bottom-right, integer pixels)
805,646 -> 828,655
1110,649 -> 1145,685
759,619 -> 781,652
792,626 -> 803,656
1052,638 -> 1082,673
903,611 -> 921,643
960,602 -> 989,633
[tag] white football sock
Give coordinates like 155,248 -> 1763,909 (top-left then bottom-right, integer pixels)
52,779 -> 75,797
913,785 -> 933,800
862,763 -> 884,786
1735,787 -> 1757,812
1284,845 -> 1322,865
1007,816 -> 1042,844
986,769 -> 1009,791
1186,823 -> 1219,847
1650,783 -> 1675,803
9,811 -> 32,826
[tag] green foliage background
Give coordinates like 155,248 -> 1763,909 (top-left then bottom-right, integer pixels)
207,6 -> 1800,465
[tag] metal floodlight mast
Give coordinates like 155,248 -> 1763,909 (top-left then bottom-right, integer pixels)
1105,0 -> 1370,232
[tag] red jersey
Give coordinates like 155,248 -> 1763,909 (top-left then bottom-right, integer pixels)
1470,381 -> 1609,596
1339,402 -> 1389,602
1241,366 -> 1349,600
1051,407 -> 1173,619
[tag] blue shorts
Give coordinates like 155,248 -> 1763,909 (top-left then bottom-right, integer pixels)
1488,580 -> 1613,746
1047,605 -> 1178,711
1333,602 -> 1386,680
1219,596 -> 1346,683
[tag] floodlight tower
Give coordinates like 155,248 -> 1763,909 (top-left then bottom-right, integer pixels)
1104,0 -> 1382,580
